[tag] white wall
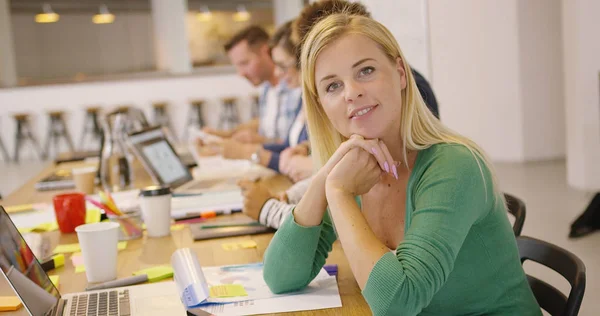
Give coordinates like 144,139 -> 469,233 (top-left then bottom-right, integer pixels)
0,0 -> 17,87
428,0 -> 525,161
0,72 -> 257,160
518,0 -> 565,161
12,13 -> 156,81
273,0 -> 304,27
360,0 -> 431,80
562,0 -> 600,190
348,0 -> 431,80
428,0 -> 565,162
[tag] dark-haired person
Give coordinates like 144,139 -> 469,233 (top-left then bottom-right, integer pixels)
218,22 -> 309,177
203,25 -> 298,144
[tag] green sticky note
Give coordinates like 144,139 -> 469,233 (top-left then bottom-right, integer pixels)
49,275 -> 59,288
86,209 -> 101,224
133,266 -> 173,282
53,243 -> 81,254
209,284 -> 248,298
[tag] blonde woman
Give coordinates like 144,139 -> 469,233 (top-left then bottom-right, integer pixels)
262,6 -> 541,316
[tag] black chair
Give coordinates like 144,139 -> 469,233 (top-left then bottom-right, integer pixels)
517,236 -> 586,316
504,193 -> 526,236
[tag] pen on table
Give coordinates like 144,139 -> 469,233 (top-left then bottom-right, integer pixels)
323,264 -> 338,276
40,254 -> 65,272
172,192 -> 204,198
85,274 -> 149,291
174,209 -> 242,222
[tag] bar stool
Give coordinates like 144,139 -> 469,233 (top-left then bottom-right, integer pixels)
79,106 -> 103,150
0,121 -> 9,162
218,97 -> 240,131
183,100 -> 205,141
13,113 -> 45,162
44,111 -> 75,158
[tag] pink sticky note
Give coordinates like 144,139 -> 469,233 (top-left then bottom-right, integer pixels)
71,253 -> 85,267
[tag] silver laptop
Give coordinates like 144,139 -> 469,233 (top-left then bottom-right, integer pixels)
126,126 -> 238,193
0,206 -> 185,316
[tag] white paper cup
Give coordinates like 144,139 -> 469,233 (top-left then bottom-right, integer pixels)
139,186 -> 172,237
72,166 -> 97,194
75,222 -> 120,283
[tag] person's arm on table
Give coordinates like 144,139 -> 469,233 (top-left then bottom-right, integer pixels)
263,136 -> 395,294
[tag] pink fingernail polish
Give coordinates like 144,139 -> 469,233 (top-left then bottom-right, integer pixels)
392,165 -> 399,180
384,161 -> 390,173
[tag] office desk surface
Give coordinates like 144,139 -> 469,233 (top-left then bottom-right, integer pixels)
0,162 -> 370,315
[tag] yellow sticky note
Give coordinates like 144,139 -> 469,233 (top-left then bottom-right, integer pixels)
5,204 -> 34,214
18,227 -> 34,234
0,296 -> 23,311
33,222 -> 59,232
170,224 -> 185,231
133,266 -> 173,282
86,209 -> 102,224
221,242 -> 239,251
53,243 -> 81,254
209,284 -> 248,298
118,241 -> 127,251
75,265 -> 86,274
239,240 -> 257,249
49,275 -> 59,288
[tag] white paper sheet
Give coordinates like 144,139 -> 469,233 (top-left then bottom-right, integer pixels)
198,276 -> 342,316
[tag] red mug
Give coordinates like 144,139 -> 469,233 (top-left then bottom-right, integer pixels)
53,193 -> 87,233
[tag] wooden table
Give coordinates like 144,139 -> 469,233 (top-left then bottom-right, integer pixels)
0,162 -> 369,315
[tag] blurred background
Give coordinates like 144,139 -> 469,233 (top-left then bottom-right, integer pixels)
0,0 -> 598,314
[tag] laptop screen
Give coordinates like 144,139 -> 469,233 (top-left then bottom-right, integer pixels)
127,126 -> 193,188
0,206 -> 60,316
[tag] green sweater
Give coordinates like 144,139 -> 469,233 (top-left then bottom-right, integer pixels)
263,144 -> 541,316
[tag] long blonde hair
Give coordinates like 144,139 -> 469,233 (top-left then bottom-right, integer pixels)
301,13 -> 501,199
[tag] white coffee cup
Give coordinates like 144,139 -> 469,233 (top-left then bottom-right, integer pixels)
139,186 -> 172,237
75,222 -> 120,283
72,166 -> 97,194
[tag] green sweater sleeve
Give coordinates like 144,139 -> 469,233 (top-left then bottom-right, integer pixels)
362,146 -> 494,316
263,208 -> 338,293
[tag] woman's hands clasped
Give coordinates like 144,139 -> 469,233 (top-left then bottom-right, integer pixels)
324,135 -> 398,197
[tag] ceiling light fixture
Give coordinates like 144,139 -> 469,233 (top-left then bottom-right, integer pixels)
35,3 -> 60,23
196,5 -> 212,22
232,5 -> 250,22
92,4 -> 115,24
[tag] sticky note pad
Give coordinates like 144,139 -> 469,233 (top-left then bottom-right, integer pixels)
209,284 -> 248,298
49,275 -> 60,288
33,222 -> 59,232
86,209 -> 102,224
71,253 -> 85,267
170,224 -> 185,231
0,296 -> 23,311
53,243 -> 81,254
221,242 -> 239,251
18,227 -> 34,234
75,265 -> 86,274
133,266 -> 173,282
118,241 -> 127,251
239,240 -> 257,249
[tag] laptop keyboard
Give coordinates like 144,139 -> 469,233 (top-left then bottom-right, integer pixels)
68,289 -> 130,316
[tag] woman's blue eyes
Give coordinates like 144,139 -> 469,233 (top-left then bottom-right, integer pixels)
326,82 -> 341,93
325,66 -> 375,93
359,66 -> 375,76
